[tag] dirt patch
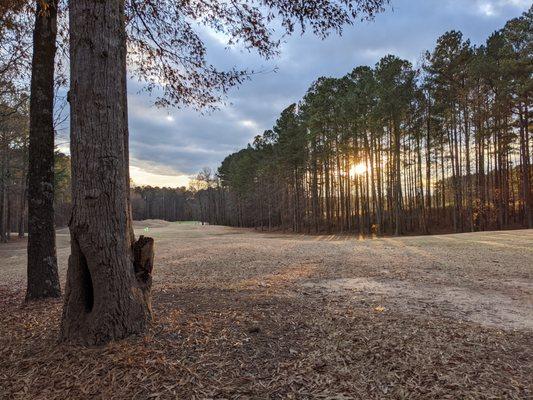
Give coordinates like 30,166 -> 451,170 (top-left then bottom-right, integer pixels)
302,277 -> 533,331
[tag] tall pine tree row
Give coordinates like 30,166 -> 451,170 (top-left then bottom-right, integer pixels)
204,7 -> 532,235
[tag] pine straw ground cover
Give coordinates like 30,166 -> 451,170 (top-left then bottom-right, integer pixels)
1,225 -> 532,399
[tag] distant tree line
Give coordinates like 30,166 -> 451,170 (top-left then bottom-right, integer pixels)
0,93 -> 72,241
0,105 -> 73,239
0,95 -> 28,242
130,168 -> 223,224
131,185 -> 196,222
0,145 -> 211,232
198,8 -> 532,235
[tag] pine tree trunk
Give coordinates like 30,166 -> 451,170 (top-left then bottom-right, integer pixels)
393,122 -> 403,236
6,189 -> 11,240
0,147 -> 6,243
519,101 -> 532,228
26,0 -> 61,299
425,96 -> 432,221
18,173 -> 27,238
6,145 -> 11,240
60,0 -> 152,346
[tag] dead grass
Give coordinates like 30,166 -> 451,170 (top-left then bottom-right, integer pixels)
0,224 -> 532,399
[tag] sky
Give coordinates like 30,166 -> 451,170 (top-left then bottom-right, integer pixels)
123,0 -> 530,188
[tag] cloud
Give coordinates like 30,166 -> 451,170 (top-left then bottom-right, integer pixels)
479,2 -> 497,16
456,0 -> 530,18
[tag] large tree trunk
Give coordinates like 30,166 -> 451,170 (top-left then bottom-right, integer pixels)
26,0 -> 61,300
60,0 -> 152,346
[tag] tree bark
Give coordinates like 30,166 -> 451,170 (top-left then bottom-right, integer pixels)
26,0 -> 61,300
60,0 -> 152,346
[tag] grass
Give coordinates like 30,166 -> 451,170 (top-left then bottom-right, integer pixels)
1,223 -> 532,399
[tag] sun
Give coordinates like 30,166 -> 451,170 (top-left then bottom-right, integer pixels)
349,163 -> 367,177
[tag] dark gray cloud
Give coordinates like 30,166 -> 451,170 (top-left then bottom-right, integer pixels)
128,0 -> 529,182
